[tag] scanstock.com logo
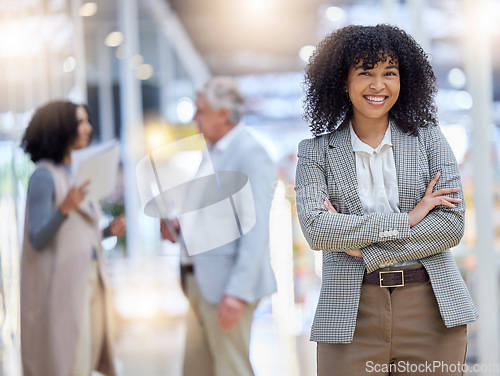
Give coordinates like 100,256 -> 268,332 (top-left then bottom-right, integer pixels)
136,134 -> 256,255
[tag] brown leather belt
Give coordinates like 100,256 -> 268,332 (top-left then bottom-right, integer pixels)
363,268 -> 429,288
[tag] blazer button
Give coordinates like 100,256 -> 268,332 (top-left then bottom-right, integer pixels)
392,230 -> 399,236
379,262 -> 386,268
379,232 -> 385,238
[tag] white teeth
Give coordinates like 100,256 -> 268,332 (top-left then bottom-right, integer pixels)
366,96 -> 385,102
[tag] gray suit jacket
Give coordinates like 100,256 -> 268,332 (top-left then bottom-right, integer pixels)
295,123 -> 478,343
191,127 -> 277,304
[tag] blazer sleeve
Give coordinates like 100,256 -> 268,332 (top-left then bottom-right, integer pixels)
360,126 -> 465,272
294,136 -> 411,253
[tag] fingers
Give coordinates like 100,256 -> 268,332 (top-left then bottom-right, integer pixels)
430,187 -> 461,196
323,197 -> 337,213
425,172 -> 440,195
60,184 -> 88,215
345,249 -> 362,258
437,196 -> 463,208
425,172 -> 462,201
172,219 -> 181,231
217,296 -> 245,331
427,180 -> 462,208
77,180 -> 91,195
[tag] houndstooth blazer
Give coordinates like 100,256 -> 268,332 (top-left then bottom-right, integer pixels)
295,122 -> 478,344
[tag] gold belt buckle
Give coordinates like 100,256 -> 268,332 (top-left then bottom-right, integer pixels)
379,270 -> 405,288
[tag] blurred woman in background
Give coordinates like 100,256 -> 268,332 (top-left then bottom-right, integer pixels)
20,101 -> 125,376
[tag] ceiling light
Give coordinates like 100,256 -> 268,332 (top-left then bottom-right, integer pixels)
299,46 -> 316,63
62,56 -> 76,72
455,90 -> 473,110
448,68 -> 467,89
136,64 -> 154,80
246,0 -> 267,14
176,97 -> 194,123
326,6 -> 344,22
79,2 -> 98,17
105,31 -> 123,47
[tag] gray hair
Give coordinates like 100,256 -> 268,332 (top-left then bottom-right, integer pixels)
200,76 -> 245,125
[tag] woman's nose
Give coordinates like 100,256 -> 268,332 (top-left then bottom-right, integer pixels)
370,76 -> 385,91
85,122 -> 93,134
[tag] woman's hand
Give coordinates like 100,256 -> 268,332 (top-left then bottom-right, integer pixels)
59,181 -> 90,216
323,197 -> 362,258
407,172 -> 462,228
109,214 -> 126,237
160,219 -> 180,242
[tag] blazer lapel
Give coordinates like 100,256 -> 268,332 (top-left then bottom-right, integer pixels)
326,126 -> 365,215
391,123 -> 418,213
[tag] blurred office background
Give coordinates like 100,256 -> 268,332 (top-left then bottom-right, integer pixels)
1,0 -> 500,375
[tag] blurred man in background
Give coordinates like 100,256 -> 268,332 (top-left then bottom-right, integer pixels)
161,76 -> 277,376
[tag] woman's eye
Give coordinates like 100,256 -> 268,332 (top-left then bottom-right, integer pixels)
359,72 -> 371,76
386,71 -> 397,76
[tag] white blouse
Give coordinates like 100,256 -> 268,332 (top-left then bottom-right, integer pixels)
350,123 -> 418,267
350,123 -> 400,215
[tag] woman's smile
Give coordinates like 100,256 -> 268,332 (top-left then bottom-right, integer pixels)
364,95 -> 388,105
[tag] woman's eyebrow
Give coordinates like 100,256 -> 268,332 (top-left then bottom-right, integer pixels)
353,63 -> 399,71
354,65 -> 371,71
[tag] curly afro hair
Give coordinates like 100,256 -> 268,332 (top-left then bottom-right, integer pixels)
303,24 -> 437,136
22,101 -> 92,164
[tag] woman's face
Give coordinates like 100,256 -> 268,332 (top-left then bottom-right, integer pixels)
345,57 -> 400,125
69,106 -> 93,151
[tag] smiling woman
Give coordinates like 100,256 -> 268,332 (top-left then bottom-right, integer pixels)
295,24 -> 478,376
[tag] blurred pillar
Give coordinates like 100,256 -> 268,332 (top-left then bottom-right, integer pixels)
22,57 -> 35,112
37,47 -> 51,106
463,0 -> 500,373
157,32 -> 176,122
118,0 -> 144,258
382,0 -> 397,24
50,52 -> 63,100
70,0 -> 88,103
144,0 -> 211,88
97,31 -> 115,141
407,0 -> 430,54
270,181 -> 300,376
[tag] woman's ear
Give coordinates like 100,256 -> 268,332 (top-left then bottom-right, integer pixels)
344,84 -> 351,103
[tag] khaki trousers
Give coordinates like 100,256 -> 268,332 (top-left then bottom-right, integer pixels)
69,260 -> 106,376
183,272 -> 258,376
317,267 -> 467,376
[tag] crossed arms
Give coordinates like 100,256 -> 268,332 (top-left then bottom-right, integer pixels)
294,127 -> 465,273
